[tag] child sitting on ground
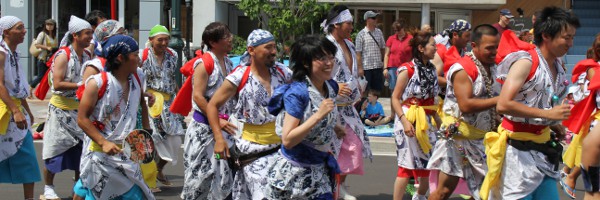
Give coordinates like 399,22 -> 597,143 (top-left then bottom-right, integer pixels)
361,90 -> 392,126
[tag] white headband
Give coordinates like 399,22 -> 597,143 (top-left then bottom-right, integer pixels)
0,16 -> 22,37
60,15 -> 92,47
320,9 -> 353,33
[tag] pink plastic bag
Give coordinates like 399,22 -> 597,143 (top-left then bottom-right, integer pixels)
428,170 -> 471,195
338,125 -> 364,175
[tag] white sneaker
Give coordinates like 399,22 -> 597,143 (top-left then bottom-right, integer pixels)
43,185 -> 60,200
412,193 -> 427,200
338,185 -> 357,200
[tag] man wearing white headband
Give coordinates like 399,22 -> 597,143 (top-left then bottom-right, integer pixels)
140,24 -> 183,187
323,5 -> 372,200
0,16 -> 41,200
206,29 -> 291,199
42,15 -> 93,199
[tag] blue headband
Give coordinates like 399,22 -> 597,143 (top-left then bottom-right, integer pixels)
100,35 -> 139,69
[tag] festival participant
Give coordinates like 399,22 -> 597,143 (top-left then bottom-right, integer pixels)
75,35 -> 154,200
206,29 -> 291,200
41,15 -> 93,200
265,35 -> 343,200
431,19 -> 472,88
140,25 -> 185,186
181,22 -> 236,200
80,19 -> 125,81
427,24 -> 500,200
0,15 -> 41,200
322,5 -> 372,200
84,10 -> 107,54
559,33 -> 600,199
480,6 -> 579,200
390,31 -> 440,200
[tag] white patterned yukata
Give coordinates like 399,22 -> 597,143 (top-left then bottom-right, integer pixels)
78,72 -> 154,200
140,47 -> 184,164
182,51 -> 235,200
265,77 -> 339,199
394,59 -> 439,170
427,52 -> 499,199
226,63 -> 291,200
489,48 -> 568,199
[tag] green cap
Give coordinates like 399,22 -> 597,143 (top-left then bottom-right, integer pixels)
149,25 -> 170,38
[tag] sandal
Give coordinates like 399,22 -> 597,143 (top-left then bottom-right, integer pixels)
151,187 -> 162,193
157,172 -> 173,186
559,176 -> 576,199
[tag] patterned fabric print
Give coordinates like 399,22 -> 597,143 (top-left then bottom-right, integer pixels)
182,51 -> 236,200
50,45 -> 91,98
574,72 -> 590,102
182,121 -> 233,200
399,59 -> 440,101
225,63 -> 291,200
427,139 -> 487,199
442,54 -> 500,131
191,51 -> 235,114
393,107 -> 437,169
142,47 -> 184,136
0,41 -> 30,163
326,34 -> 372,160
265,77 -> 339,199
496,48 -> 568,126
42,104 -> 84,159
226,64 -> 292,125
141,47 -> 178,95
79,72 -> 155,200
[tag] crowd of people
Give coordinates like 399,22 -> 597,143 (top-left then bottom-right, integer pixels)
0,4 -> 599,200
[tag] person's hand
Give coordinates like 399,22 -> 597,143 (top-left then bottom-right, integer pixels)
219,118 -> 238,135
13,111 -> 27,129
28,111 -> 34,125
358,67 -> 365,77
317,99 -> 335,119
338,83 -> 352,97
401,117 -> 415,137
214,139 -> 229,159
145,92 -> 156,107
383,68 -> 389,79
334,124 -> 346,139
361,100 -> 368,111
101,141 -> 122,155
46,46 -> 52,51
547,104 -> 571,120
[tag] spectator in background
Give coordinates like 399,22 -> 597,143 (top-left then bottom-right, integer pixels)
493,9 -> 513,34
29,18 -> 57,97
356,10 -> 386,93
421,24 -> 433,34
519,29 -> 533,43
384,19 -> 413,91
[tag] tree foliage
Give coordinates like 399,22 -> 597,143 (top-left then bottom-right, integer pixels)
237,0 -> 330,58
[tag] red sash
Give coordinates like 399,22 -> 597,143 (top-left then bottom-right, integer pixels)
571,59 -> 600,83
495,30 -> 540,84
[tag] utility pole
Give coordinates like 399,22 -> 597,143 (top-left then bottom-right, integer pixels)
168,0 -> 184,87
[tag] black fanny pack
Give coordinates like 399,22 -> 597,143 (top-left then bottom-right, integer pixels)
228,146 -> 280,171
507,139 -> 563,171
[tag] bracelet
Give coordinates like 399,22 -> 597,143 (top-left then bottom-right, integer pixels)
398,113 -> 405,119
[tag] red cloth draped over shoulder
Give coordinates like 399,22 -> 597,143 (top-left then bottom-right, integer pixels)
495,30 -> 540,84
571,59 -> 600,83
443,46 -> 461,74
564,72 -> 600,134
169,51 -> 207,115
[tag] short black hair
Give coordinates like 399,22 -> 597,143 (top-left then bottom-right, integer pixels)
201,22 -> 231,50
471,24 -> 498,44
290,35 -> 337,82
410,31 -> 433,62
533,6 -> 580,46
368,90 -> 380,98
85,10 -> 107,27
325,5 -> 349,34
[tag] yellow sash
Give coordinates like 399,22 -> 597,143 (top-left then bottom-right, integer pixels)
405,104 -> 438,154
480,124 -> 550,200
563,111 -> 600,168
147,89 -> 171,118
0,97 -> 22,135
50,94 -> 79,110
241,122 -> 281,145
89,140 -> 123,152
441,116 -> 487,140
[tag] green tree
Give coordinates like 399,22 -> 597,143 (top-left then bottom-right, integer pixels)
237,0 -> 331,59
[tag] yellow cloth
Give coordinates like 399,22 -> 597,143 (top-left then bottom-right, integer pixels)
441,116 -> 487,140
405,104 -> 438,154
479,124 -> 550,200
436,97 -> 446,121
242,122 -> 280,145
563,111 -> 600,168
140,160 -> 158,188
50,94 -> 79,110
147,89 -> 171,118
89,140 -> 123,152
0,97 -> 22,135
